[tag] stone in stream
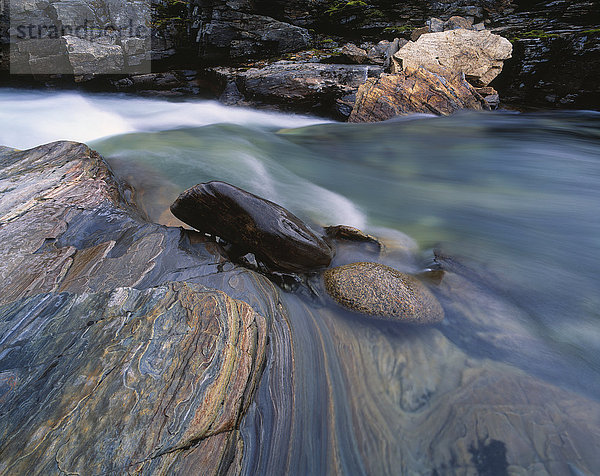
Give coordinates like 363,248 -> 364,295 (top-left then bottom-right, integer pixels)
348,67 -> 488,122
170,181 -> 334,273
324,224 -> 382,251
323,262 -> 444,323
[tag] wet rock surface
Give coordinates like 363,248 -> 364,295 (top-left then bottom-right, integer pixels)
348,67 -> 488,122
252,286 -> 600,475
0,141 -> 273,474
0,283 -> 267,474
323,262 -> 444,323
324,224 -> 382,249
1,140 -> 600,474
210,62 -> 383,118
170,181 -> 333,273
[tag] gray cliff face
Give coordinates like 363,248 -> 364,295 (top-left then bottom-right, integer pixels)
1,0 -> 598,110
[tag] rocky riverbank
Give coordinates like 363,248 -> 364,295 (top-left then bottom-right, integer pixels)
1,0 -> 598,116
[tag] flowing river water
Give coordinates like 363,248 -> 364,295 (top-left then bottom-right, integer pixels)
1,89 -> 599,474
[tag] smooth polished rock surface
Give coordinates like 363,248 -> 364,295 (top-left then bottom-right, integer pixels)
0,282 -> 267,474
0,141 -> 272,474
170,181 -> 333,273
323,262 -> 444,323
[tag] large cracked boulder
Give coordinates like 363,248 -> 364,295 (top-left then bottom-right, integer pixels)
391,29 -> 513,87
348,67 -> 488,122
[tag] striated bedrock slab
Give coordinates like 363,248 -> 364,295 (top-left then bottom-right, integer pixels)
348,67 -> 488,122
0,282 -> 267,474
392,29 -> 513,87
0,141 -> 150,305
0,141 -> 273,474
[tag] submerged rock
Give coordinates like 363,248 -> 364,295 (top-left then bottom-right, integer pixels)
348,67 -> 488,122
391,29 -> 513,87
324,224 -> 382,250
323,262 -> 444,323
170,181 -> 333,273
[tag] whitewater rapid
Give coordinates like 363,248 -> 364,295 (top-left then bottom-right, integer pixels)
0,89 -> 330,150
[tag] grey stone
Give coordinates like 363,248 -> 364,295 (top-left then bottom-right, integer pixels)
341,42 -> 369,64
428,17 -> 444,33
323,262 -> 444,323
443,15 -> 474,31
63,35 -> 124,75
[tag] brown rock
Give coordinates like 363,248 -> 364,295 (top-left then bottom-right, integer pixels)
341,43 -> 369,64
411,26 -> 430,41
476,86 -> 500,108
323,262 -> 444,323
348,67 -> 488,122
324,225 -> 382,249
392,29 -> 513,87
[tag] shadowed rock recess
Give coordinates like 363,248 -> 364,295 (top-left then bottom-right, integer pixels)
1,142 -> 600,475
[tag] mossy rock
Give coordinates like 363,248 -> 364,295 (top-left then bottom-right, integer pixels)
324,262 -> 444,324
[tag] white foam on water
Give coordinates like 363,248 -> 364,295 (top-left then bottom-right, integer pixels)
223,151 -> 367,229
0,89 -> 331,150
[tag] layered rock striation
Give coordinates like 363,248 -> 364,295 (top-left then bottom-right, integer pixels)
0,141 -> 272,474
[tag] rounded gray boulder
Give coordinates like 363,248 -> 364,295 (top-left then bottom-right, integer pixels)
324,262 -> 444,324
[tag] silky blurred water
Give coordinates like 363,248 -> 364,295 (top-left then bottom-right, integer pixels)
2,89 -> 600,473
88,111 -> 600,386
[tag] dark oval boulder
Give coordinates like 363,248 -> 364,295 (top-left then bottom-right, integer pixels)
323,262 -> 444,324
170,181 -> 333,273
